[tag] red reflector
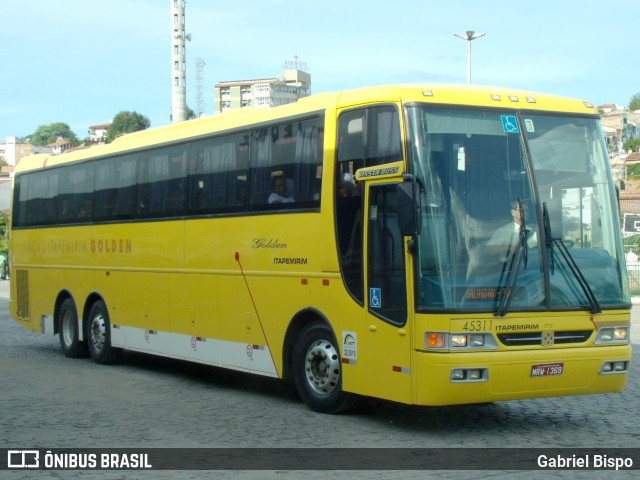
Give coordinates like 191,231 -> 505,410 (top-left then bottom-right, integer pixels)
392,366 -> 402,372
322,279 -> 330,286
301,278 -> 308,285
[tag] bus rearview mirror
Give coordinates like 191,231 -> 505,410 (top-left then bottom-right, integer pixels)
397,182 -> 421,236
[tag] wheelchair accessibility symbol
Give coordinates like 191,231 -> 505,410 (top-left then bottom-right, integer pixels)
370,287 -> 382,308
500,115 -> 519,134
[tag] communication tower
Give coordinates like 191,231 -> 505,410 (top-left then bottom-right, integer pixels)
195,58 -> 206,117
282,54 -> 308,71
171,0 -> 191,123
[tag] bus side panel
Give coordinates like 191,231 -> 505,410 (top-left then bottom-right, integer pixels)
91,222 -> 183,271
169,272 -> 221,362
11,268 -> 58,333
114,271 -> 170,352
91,222 -> 179,352
10,226 -> 90,332
185,214 -> 324,377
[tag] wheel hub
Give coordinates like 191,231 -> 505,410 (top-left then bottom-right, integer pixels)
89,314 -> 106,352
304,339 -> 340,394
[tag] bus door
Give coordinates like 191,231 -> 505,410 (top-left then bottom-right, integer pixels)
364,182 -> 413,404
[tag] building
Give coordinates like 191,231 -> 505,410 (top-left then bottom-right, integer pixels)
0,166 -> 14,210
88,123 -> 111,143
214,68 -> 311,114
0,136 -> 52,166
48,137 -> 72,155
600,104 -> 640,154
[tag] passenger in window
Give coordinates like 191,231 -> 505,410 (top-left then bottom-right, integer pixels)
237,182 -> 247,207
61,198 -> 73,220
78,200 -> 92,219
268,176 -> 295,204
338,173 -> 361,198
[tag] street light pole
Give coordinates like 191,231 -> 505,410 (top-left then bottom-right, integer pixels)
454,30 -> 485,84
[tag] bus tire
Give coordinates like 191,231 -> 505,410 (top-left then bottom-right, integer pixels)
87,300 -> 121,365
58,297 -> 88,358
292,322 -> 357,414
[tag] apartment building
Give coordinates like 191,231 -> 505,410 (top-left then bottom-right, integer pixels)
214,68 -> 311,114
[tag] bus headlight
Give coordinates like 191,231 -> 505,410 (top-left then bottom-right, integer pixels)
613,327 -> 629,341
425,332 -> 497,350
451,334 -> 485,347
595,326 -> 629,344
449,333 -> 495,350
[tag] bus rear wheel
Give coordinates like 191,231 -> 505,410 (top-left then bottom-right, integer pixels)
292,322 -> 357,414
58,297 -> 87,358
87,300 -> 121,365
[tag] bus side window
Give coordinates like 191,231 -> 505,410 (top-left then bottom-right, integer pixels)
56,164 -> 90,223
94,155 -> 137,221
249,117 -> 323,210
365,106 -> 402,166
137,146 -> 186,218
18,169 -> 59,227
188,133 -> 249,214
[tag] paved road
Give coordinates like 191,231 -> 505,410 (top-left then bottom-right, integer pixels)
0,279 -> 638,480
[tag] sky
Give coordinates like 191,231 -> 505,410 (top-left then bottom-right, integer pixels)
1,0 -> 638,142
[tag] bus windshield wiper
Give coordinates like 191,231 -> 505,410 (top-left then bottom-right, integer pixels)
542,203 -> 601,314
495,199 -> 530,317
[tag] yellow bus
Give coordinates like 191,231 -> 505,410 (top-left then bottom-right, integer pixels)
9,85 -> 631,413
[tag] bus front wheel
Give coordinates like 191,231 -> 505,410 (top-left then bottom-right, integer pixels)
58,297 -> 87,358
87,300 -> 121,365
292,322 -> 357,414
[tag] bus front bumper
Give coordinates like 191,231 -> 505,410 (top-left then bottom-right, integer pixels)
412,345 -> 631,406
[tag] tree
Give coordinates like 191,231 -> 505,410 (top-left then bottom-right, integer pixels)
106,111 -> 150,143
624,137 -> 640,153
630,92 -> 640,112
29,122 -> 79,146
0,209 -> 9,254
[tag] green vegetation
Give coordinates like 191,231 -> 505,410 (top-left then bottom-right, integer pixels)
626,163 -> 640,180
623,234 -> 640,253
28,122 -> 79,146
630,92 -> 640,112
0,210 -> 8,253
106,111 -> 151,143
624,137 -> 640,154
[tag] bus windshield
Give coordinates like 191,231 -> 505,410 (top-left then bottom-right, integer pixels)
406,106 -> 629,312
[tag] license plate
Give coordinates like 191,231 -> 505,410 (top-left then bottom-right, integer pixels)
531,363 -> 564,377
